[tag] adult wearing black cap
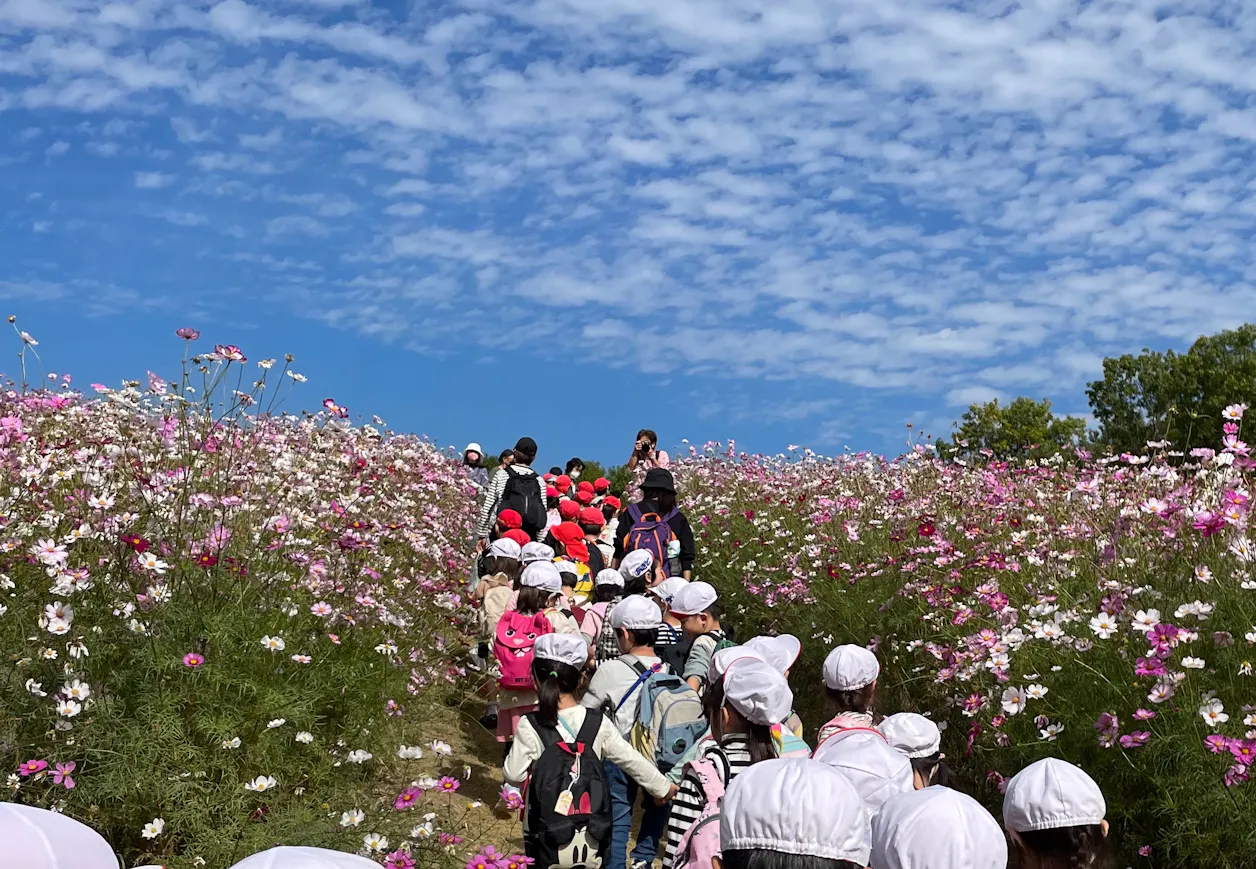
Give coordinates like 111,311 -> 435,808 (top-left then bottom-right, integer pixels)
475,437 -> 546,547
613,467 -> 695,579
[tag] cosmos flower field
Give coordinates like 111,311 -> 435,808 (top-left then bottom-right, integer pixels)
3,324 -> 1254,867
678,420 -> 1256,867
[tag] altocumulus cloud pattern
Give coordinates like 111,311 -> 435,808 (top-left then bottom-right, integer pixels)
2,0 -> 1256,452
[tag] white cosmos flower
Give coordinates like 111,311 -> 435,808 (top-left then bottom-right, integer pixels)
430,740 -> 452,756
141,818 -> 165,839
244,775 -> 277,792
1025,684 -> 1049,699
221,737 -> 241,749
267,718 -> 286,729
137,552 -> 168,574
346,750 -> 373,764
56,699 -> 82,717
1199,699 -> 1229,728
1039,723 -> 1065,741
62,679 -> 90,701
1001,687 -> 1027,716
362,833 -> 388,852
33,539 -> 68,565
412,819 -> 435,838
1131,609 -> 1161,632
340,809 -> 364,827
260,635 -> 286,651
1182,657 -> 1206,670
25,679 -> 46,696
290,654 -> 312,664
295,731 -> 314,744
1089,612 -> 1118,639
397,745 -> 424,760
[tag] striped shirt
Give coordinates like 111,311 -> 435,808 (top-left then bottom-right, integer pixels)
664,735 -> 752,868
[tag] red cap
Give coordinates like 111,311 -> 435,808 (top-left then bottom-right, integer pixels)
502,529 -> 531,547
550,521 -> 584,546
604,495 -> 622,510
594,477 -> 611,491
556,475 -> 572,491
497,509 -> 522,530
575,490 -> 594,505
579,507 -> 605,527
543,473 -> 555,482
559,500 -> 580,520
546,486 -> 560,499
577,480 -> 595,493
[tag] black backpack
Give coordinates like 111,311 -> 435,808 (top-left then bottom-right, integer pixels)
500,467 -> 546,536
658,632 -> 695,676
525,710 -> 612,869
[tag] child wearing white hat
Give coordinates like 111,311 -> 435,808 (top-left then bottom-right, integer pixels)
871,787 -> 1007,869
664,659 -> 794,867
473,537 -> 525,728
650,576 -> 690,649
0,803 -> 119,869
1002,758 -> 1110,869
670,581 -> 728,693
719,758 -> 871,869
812,728 -> 913,818
742,635 -> 805,738
878,712 -> 950,790
495,562 -> 583,744
582,594 -> 675,869
580,568 -> 626,644
818,644 -> 880,742
504,634 -> 677,868
593,551 -> 656,663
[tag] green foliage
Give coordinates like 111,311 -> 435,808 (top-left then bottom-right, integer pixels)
578,460 -> 608,484
940,396 -> 1088,460
1087,323 -> 1256,454
605,464 -> 634,498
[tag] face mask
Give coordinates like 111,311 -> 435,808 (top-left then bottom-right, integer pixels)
570,471 -> 581,480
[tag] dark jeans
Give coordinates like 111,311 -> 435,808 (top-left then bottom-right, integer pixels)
604,760 -> 671,869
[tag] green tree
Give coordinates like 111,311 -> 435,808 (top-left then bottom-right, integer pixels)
1086,324 -> 1256,454
941,397 -> 1088,460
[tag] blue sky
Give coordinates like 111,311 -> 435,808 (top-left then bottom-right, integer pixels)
3,0 -> 1256,467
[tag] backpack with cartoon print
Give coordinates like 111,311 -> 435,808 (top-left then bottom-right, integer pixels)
525,710 -> 611,869
495,610 -> 553,690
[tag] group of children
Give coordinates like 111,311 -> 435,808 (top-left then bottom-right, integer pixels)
474,541 -> 1116,869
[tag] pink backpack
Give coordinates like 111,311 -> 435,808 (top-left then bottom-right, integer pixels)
673,757 -> 724,869
494,611 -> 553,690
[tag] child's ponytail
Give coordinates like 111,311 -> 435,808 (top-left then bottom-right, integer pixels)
531,657 -> 582,728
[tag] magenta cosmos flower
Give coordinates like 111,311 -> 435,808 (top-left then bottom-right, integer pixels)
386,852 -> 416,869
18,759 -> 48,777
52,761 -> 76,789
183,652 -> 205,668
436,776 -> 461,793
393,786 -> 423,811
1120,732 -> 1150,749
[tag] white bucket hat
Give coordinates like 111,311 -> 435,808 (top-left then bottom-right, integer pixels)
464,443 -> 483,455
822,644 -> 879,690
813,729 -> 913,816
879,712 -> 942,759
228,846 -> 384,868
722,758 -> 871,865
722,658 -> 793,726
0,803 -> 119,869
1002,758 -> 1106,832
595,568 -> 625,588
521,542 -> 555,564
488,538 -> 522,560
872,786 -> 1008,869
610,595 -> 663,630
744,635 -> 802,674
533,633 -> 590,669
520,561 -> 562,593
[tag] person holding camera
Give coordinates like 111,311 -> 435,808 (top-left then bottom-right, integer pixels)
627,429 -> 669,472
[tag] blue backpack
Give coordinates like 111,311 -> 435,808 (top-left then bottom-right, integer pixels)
615,659 -> 706,772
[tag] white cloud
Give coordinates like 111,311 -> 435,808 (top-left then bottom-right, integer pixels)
135,171 -> 175,189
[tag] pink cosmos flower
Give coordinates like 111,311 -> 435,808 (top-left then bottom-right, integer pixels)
499,785 -> 525,811
1229,739 -> 1256,766
501,856 -> 535,869
1120,732 -> 1150,749
183,652 -> 205,668
386,853 -> 416,869
52,761 -> 76,789
1204,734 -> 1231,754
438,833 -> 464,846
176,327 -> 199,340
18,759 -> 48,777
1133,709 -> 1157,720
214,344 -> 246,362
436,776 -> 461,793
393,786 -> 423,811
